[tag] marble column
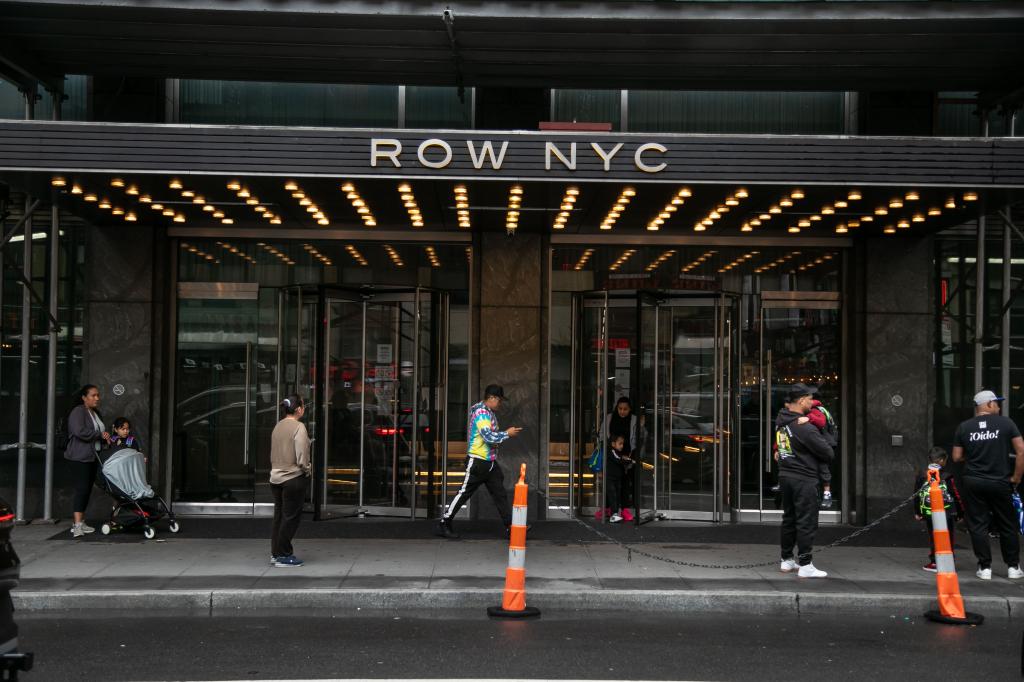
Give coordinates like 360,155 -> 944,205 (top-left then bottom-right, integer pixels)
860,236 -> 935,519
470,232 -> 546,521
74,225 -> 158,517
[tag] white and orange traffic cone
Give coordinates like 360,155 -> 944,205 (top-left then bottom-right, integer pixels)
923,465 -> 983,625
487,463 -> 540,618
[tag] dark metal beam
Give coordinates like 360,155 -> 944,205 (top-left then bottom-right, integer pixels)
0,41 -> 64,94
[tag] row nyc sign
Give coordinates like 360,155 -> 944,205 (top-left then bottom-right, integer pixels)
370,138 -> 670,174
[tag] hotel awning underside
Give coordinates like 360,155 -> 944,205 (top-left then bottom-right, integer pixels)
1,0 -> 1024,93
1,120 -> 1021,239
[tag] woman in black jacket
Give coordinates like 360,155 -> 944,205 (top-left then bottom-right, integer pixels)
65,385 -> 109,538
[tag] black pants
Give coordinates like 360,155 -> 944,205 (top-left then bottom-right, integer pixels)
69,459 -> 97,514
443,457 -> 511,527
962,475 -> 1020,569
780,476 -> 820,566
271,475 -> 307,558
924,513 -> 956,563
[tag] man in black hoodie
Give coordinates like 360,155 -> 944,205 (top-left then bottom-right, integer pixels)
777,383 -> 835,578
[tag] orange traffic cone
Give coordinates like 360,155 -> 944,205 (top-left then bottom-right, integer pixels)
487,463 -> 540,618
923,465 -> 983,625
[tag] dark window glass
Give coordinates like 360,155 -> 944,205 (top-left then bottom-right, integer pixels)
180,80 -> 399,127
629,91 -> 844,134
553,89 -> 621,130
0,75 -> 88,121
406,86 -> 472,129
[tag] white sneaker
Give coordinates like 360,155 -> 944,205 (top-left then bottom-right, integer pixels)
798,563 -> 828,578
70,523 -> 85,538
1008,566 -> 1024,580
977,567 -> 992,580
780,558 -> 799,573
80,523 -> 95,534
609,513 -> 623,523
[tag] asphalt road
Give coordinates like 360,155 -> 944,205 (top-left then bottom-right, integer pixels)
16,610 -> 1022,681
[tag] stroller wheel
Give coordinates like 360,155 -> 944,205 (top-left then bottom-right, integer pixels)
168,520 -> 180,533
101,524 -> 111,535
143,527 -> 156,540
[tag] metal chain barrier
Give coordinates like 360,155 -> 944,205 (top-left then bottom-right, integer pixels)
535,488 -> 919,571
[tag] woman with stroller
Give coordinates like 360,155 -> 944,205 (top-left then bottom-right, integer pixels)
270,394 -> 311,568
65,384 -> 109,538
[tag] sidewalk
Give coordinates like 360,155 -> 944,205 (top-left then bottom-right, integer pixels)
12,517 -> 1024,619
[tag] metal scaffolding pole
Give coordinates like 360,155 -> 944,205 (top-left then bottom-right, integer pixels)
974,208 -> 986,392
43,89 -> 61,522
16,86 -> 35,522
1003,214 -> 1012,404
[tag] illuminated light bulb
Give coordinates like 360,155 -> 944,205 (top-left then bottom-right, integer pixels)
701,218 -> 714,226
51,177 -> 67,187
125,213 -> 137,222
291,192 -> 305,199
820,207 -> 834,215
357,207 -> 369,214
84,193 -> 97,202
709,211 -> 721,220
862,215 -> 874,222
151,203 -> 163,211
848,221 -> 860,228
834,200 -> 848,208
318,218 -> 330,226
790,189 -> 805,199
884,226 -> 896,234
905,191 -> 920,201
203,205 -> 216,212
308,206 -> 320,213
780,198 -> 793,207
964,191 -> 978,201
945,198 -> 957,209
658,212 -> 671,220
221,218 -> 233,225
162,208 -> 175,216
875,207 -> 888,215
110,178 -> 125,188
169,179 -> 183,189
510,185 -> 524,195
750,219 -> 761,227
928,207 -> 942,216
398,183 -> 411,193
848,190 -> 862,201
810,215 -> 821,221
254,206 -> 267,213
299,198 -> 312,206
741,224 -> 753,232
694,224 -> 706,232
725,198 -> 739,206
69,184 -> 83,195
798,220 -> 810,227
898,220 -> 910,229
213,211 -> 224,218
759,214 -> 771,221
889,199 -> 903,208
341,183 -> 355,192
836,225 -> 848,234
352,199 -> 365,208
647,224 -> 660,231
912,214 -> 925,223
678,188 -> 693,198
111,207 -> 124,215
173,214 -> 186,223
98,199 -> 111,209
270,218 -> 282,225
769,206 -> 782,214
734,188 -> 748,198
193,196 -> 205,204
788,226 -> 801,233
229,181 -> 244,191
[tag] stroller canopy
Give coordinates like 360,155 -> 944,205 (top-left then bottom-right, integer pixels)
101,448 -> 154,500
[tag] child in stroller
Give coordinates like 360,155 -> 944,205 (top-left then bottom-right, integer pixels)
96,418 -> 179,539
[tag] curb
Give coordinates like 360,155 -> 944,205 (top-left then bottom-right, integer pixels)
11,589 -> 1020,619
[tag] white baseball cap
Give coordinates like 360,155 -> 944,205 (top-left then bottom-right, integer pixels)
973,390 -> 1005,405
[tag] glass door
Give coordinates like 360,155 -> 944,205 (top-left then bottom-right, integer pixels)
173,284 -> 264,514
734,293 -> 842,522
317,288 -> 447,519
570,290 -> 735,522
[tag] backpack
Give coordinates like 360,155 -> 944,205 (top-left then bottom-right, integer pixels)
916,479 -> 953,516
816,405 -> 839,446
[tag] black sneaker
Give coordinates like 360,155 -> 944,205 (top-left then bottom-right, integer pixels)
435,519 -> 460,539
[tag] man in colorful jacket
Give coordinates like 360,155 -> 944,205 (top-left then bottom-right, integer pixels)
436,384 -> 522,539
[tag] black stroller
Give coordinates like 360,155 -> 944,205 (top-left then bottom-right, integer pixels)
95,447 -> 179,539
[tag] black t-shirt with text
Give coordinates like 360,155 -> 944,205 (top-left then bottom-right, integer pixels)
953,414 -> 1022,481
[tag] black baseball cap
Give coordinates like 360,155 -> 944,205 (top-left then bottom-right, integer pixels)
786,383 -> 817,402
484,384 -> 507,401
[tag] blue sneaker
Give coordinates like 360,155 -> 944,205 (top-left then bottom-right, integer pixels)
274,555 -> 304,568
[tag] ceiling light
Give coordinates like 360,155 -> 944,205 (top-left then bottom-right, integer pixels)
110,178 -> 125,188
203,205 -> 216,212
875,207 -> 888,215
111,207 -> 124,215
848,191 -> 862,201
898,219 -> 910,229
229,181 -> 243,191
51,177 -> 66,187
213,211 -> 224,218
836,225 -> 848,234
889,199 -> 903,208
169,179 -> 183,190
822,207 -> 835,215
174,214 -> 186,223
779,198 -> 793,207
139,195 -> 152,203
246,198 -> 259,205
964,191 -> 978,201
84,194 -> 97,202
162,208 -> 175,216
98,199 -> 111,209
834,200 -> 848,208
221,218 -> 233,225
928,207 -> 942,216
125,212 -> 137,222
905,191 -> 920,201
70,184 -> 82,195
341,183 -> 355,192
912,214 -> 925,223
769,206 -> 781,214
790,189 -> 805,199
788,226 -> 800,234
237,188 -> 250,198
884,226 -> 896,234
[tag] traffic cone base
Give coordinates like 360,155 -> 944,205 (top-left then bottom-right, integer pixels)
487,604 -> 541,618
924,609 -> 984,626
